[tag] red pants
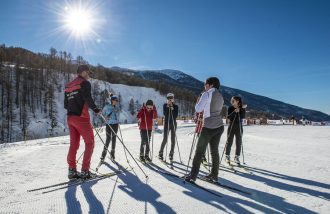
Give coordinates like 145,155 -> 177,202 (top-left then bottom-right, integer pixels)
67,116 -> 95,171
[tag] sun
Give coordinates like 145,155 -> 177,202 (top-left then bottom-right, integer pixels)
63,6 -> 94,38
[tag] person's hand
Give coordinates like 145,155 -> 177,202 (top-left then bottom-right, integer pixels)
242,104 -> 247,109
138,118 -> 142,123
93,107 -> 101,115
234,108 -> 240,113
153,119 -> 157,123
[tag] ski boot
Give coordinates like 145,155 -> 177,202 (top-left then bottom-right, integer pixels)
110,150 -> 115,160
80,170 -> 97,180
169,154 -> 174,163
145,155 -> 152,162
139,155 -> 146,163
202,173 -> 218,183
183,174 -> 196,183
68,168 -> 80,180
234,155 -> 241,166
158,153 -> 164,161
225,155 -> 231,165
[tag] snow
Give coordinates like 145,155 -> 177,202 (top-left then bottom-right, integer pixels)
156,69 -> 186,80
0,124 -> 329,213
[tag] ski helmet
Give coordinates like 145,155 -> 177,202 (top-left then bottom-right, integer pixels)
167,93 -> 174,98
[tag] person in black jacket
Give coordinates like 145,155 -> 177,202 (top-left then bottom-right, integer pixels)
64,64 -> 101,180
225,96 -> 246,166
158,93 -> 179,161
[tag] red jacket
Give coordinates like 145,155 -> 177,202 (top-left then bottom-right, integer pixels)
64,76 -> 97,118
137,105 -> 157,130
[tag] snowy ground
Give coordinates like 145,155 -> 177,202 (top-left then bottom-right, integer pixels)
0,123 -> 329,214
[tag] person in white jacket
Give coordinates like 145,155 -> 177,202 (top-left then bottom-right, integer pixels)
185,77 -> 225,183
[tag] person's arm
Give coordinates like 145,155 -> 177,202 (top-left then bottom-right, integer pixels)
240,108 -> 246,119
227,106 -> 236,121
80,81 -> 98,112
153,105 -> 158,119
163,104 -> 167,116
173,105 -> 179,119
102,105 -> 108,117
137,108 -> 143,119
64,93 -> 68,109
195,92 -> 208,113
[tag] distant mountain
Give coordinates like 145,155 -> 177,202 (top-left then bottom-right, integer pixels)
110,67 -> 330,121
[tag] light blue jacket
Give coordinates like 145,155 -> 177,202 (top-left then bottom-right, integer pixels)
102,104 -> 120,124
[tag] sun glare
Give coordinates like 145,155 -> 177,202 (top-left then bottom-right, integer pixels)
64,7 -> 93,37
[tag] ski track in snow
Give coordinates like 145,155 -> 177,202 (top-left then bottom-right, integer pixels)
0,124 -> 330,213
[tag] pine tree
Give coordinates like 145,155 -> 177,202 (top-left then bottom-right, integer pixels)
129,98 -> 135,115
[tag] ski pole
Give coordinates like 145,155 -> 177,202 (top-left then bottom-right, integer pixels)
171,108 -> 183,163
143,108 -> 152,159
164,107 -> 171,161
99,114 -> 149,178
118,124 -> 130,164
151,121 -> 155,161
219,113 -> 237,166
91,123 -> 119,166
206,144 -> 211,173
184,112 -> 202,176
238,113 -> 245,164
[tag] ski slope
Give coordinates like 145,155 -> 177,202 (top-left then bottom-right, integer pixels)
0,123 -> 329,213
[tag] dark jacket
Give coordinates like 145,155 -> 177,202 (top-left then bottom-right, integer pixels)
227,106 -> 246,126
64,76 -> 97,118
163,103 -> 178,125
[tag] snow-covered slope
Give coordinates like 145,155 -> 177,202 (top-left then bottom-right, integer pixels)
0,124 -> 329,213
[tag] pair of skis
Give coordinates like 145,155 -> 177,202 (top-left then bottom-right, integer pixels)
27,168 -> 129,194
220,161 -> 253,175
141,159 -> 251,198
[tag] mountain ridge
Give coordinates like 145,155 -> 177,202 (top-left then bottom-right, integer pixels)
109,66 -> 330,121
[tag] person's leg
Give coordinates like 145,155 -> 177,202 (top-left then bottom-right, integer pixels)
145,130 -> 152,156
67,116 -> 81,170
101,125 -> 111,160
235,128 -> 242,156
169,123 -> 176,158
159,123 -> 169,156
189,128 -> 213,180
77,119 -> 95,172
225,125 -> 235,156
111,124 -> 119,151
140,130 -> 147,156
209,126 -> 224,178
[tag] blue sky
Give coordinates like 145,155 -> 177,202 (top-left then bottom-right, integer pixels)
1,0 -> 329,115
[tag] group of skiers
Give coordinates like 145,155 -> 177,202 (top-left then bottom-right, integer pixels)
64,65 -> 246,183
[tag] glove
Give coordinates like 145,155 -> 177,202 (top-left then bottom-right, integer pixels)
93,107 -> 101,114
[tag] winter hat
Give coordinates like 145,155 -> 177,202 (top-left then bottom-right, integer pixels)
111,95 -> 118,101
166,93 -> 174,98
77,64 -> 92,74
146,100 -> 153,106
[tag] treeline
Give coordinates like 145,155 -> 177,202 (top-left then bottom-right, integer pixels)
0,45 -> 196,103
0,44 -> 196,143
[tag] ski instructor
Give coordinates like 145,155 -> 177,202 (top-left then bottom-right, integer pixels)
64,64 -> 101,180
185,77 -> 224,183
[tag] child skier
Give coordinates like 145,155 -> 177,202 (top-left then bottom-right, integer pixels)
100,94 -> 120,162
225,96 -> 246,166
137,100 -> 158,162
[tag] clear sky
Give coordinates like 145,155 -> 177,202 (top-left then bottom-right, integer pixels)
1,0 -> 329,115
